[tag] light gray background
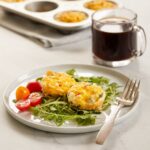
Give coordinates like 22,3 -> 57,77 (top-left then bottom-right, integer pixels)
0,0 -> 150,150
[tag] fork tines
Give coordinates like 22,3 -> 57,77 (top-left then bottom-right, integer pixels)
117,79 -> 140,106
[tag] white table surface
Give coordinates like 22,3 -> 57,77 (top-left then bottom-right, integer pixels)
0,0 -> 150,150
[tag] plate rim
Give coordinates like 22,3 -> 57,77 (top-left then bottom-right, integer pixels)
3,64 -> 139,133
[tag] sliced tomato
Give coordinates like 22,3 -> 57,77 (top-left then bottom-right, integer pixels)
16,99 -> 31,111
29,92 -> 42,106
16,86 -> 30,100
27,82 -> 42,93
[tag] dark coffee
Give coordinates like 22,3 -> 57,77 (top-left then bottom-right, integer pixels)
92,17 -> 137,61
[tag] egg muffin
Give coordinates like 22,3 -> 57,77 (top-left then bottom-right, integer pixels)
41,70 -> 76,96
84,0 -> 117,11
68,82 -> 105,111
1,0 -> 24,2
55,11 -> 88,23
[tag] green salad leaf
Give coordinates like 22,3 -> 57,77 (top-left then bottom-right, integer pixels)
102,82 -> 120,110
36,77 -> 43,82
30,97 -> 96,126
66,69 -> 76,76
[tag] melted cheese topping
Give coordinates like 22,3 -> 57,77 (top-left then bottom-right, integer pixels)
68,82 -> 105,111
41,70 -> 76,96
55,11 -> 87,23
85,0 -> 117,11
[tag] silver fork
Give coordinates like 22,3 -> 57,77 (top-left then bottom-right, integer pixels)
96,79 -> 140,145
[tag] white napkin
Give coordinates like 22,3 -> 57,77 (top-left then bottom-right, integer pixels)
0,10 -> 91,48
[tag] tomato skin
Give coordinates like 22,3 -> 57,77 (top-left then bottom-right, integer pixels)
16,86 -> 30,100
29,92 -> 42,106
27,82 -> 42,93
16,99 -> 31,111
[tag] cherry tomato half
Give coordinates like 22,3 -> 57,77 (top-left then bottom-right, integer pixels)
16,99 -> 31,111
29,92 -> 42,106
16,86 -> 30,100
27,82 -> 42,93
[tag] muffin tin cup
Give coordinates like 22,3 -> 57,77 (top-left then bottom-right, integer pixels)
0,0 -> 122,31
25,1 -> 58,12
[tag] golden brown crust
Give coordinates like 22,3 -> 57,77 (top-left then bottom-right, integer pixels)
68,82 -> 105,111
55,11 -> 88,23
84,0 -> 117,11
41,70 -> 76,96
1,0 -> 24,2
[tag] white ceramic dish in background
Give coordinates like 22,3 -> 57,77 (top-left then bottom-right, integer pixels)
3,64 -> 140,133
0,0 -> 122,31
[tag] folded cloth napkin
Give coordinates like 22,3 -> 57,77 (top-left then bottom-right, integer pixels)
0,10 -> 91,48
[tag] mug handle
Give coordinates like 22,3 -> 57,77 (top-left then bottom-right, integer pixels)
133,25 -> 147,57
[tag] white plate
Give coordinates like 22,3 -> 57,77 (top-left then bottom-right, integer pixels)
3,64 -> 139,133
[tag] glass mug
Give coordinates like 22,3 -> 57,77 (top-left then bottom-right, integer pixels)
92,8 -> 146,67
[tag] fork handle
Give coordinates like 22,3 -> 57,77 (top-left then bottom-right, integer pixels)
96,105 -> 122,145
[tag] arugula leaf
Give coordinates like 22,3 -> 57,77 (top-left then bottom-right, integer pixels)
30,98 -> 96,126
75,76 -> 109,86
66,69 -> 76,76
102,82 -> 120,110
12,99 -> 17,103
76,115 -> 95,126
36,77 -> 43,82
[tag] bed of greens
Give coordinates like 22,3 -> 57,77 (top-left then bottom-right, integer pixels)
14,69 -> 120,126
31,69 -> 120,126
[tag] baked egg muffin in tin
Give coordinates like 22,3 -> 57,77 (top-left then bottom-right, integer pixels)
0,0 -> 120,31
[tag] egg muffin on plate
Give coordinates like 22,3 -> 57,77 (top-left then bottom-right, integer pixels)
68,82 -> 105,111
41,70 -> 76,96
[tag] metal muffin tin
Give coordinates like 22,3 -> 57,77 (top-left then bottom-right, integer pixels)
0,0 -> 121,31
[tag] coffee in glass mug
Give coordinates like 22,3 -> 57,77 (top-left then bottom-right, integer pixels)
92,8 -> 146,67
